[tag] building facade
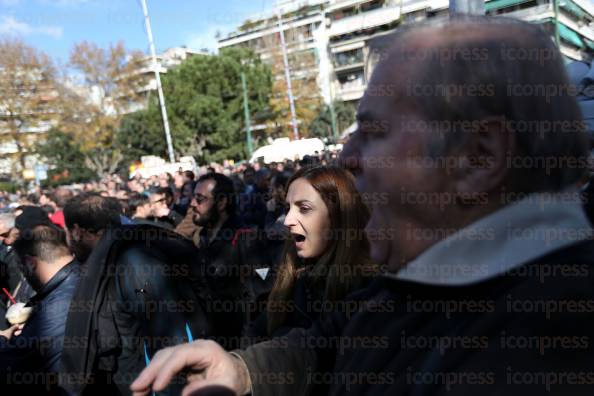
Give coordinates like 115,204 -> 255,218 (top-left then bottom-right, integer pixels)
0,62 -> 60,180
218,0 -> 594,108
126,46 -> 209,113
487,0 -> 594,61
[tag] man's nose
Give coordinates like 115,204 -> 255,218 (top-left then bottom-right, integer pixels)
339,133 -> 362,175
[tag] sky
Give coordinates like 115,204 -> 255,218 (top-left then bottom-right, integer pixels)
0,0 -> 276,63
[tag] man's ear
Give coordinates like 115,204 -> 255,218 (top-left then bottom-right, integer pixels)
71,224 -> 82,239
453,118 -> 514,197
23,255 -> 37,273
217,197 -> 227,213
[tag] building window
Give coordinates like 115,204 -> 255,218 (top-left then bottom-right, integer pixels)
338,71 -> 365,90
334,48 -> 365,67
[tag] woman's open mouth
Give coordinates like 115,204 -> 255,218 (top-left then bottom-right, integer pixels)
292,233 -> 306,249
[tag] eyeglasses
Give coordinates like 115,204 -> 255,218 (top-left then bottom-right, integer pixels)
193,194 -> 211,205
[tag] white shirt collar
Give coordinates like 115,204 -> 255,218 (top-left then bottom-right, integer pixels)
386,190 -> 593,286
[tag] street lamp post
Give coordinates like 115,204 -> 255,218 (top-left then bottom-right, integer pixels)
277,8 -> 300,140
329,101 -> 338,142
241,72 -> 254,157
140,0 -> 176,163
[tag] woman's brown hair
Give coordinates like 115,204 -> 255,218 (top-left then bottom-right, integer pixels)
267,165 -> 375,334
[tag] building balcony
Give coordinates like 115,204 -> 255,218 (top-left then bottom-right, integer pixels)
218,14 -> 324,49
334,61 -> 365,73
328,5 -> 402,37
337,85 -> 365,101
327,0 -> 376,13
336,80 -> 366,101
333,45 -> 365,72
490,2 -> 552,19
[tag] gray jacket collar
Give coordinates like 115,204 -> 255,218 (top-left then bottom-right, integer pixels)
386,191 -> 592,286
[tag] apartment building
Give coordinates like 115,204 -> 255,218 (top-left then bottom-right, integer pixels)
126,46 -> 209,113
218,0 -> 331,100
486,0 -> 594,61
218,0 -> 594,108
0,64 -> 60,179
327,0 -> 447,103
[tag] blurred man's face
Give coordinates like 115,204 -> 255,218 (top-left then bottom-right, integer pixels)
191,180 -> 219,228
39,194 -> 52,206
159,176 -> 169,188
4,228 -> 19,245
342,60 -> 450,271
0,227 -> 18,245
182,183 -> 194,199
150,193 -> 169,217
174,174 -> 184,189
135,202 -> 151,219
256,174 -> 270,191
244,169 -> 255,185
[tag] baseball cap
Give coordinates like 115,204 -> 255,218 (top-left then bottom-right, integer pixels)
15,206 -> 56,232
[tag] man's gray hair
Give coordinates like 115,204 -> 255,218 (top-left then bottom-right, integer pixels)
0,213 -> 15,230
370,15 -> 589,193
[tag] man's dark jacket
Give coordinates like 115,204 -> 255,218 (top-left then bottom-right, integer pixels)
0,243 -> 34,312
237,240 -> 594,396
194,215 -> 277,349
245,275 -> 324,342
0,243 -> 20,293
59,224 -> 213,396
0,259 -> 80,386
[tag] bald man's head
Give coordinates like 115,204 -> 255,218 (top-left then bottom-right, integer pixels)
341,16 -> 589,267
361,15 -> 588,193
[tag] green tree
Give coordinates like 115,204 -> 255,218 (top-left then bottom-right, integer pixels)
116,47 -> 273,164
309,101 -> 357,140
35,128 -> 94,185
116,107 -> 167,165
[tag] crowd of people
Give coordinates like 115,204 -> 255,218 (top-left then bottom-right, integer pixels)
0,149 -> 349,393
1,15 -> 594,395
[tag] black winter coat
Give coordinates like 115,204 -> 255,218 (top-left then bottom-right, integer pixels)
0,260 -> 81,392
59,224 -> 212,396
237,240 -> 594,396
192,215 -> 278,350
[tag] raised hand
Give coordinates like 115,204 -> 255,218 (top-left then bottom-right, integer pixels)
130,340 -> 251,396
